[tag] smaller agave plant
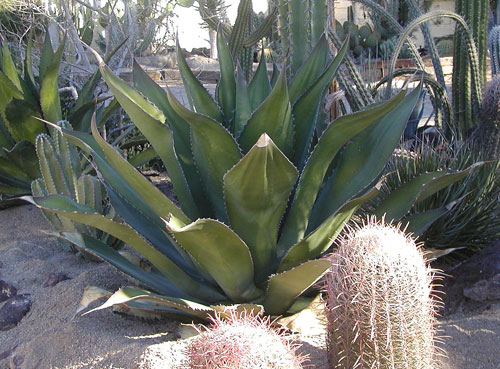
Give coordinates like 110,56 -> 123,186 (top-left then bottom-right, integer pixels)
0,30 -> 122,208
24,31 -> 478,321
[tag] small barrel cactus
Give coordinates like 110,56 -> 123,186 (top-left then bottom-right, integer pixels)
325,219 -> 438,369
185,311 -> 306,369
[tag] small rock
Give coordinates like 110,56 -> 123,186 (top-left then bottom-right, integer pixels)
463,274 -> 500,302
0,294 -> 31,331
442,242 -> 500,314
0,280 -> 17,302
43,272 -> 70,287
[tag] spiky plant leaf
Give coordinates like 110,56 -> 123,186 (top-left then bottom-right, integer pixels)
224,134 -> 298,282
278,91 -> 408,254
165,88 -> 241,221
239,69 -> 293,156
176,40 -> 223,122
165,216 -> 259,302
248,50 -> 271,110
263,259 -> 330,315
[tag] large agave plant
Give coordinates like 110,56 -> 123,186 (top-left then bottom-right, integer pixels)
25,33 -> 470,320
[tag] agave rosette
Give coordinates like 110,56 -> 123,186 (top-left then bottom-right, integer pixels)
24,33 -> 476,320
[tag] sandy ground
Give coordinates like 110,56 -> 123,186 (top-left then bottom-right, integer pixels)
0,205 -> 499,369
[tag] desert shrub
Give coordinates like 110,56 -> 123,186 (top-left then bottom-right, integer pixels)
325,219 -> 438,369
363,138 -> 500,262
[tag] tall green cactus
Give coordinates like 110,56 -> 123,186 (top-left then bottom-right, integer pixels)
32,122 -> 121,254
276,0 -> 327,75
452,0 -> 489,133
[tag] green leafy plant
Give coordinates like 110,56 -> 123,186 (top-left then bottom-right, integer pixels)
24,33 -> 472,321
369,139 -> 499,262
325,219 -> 437,368
0,29 -> 124,208
32,121 -> 122,255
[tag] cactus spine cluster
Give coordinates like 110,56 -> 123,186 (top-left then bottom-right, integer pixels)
325,219 -> 437,369
452,0 -> 488,132
185,311 -> 306,368
32,122 -> 120,254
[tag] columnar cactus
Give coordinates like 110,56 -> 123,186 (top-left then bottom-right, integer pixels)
325,219 -> 438,369
452,0 -> 489,132
489,25 -> 500,75
32,122 -> 121,254
185,311 -> 306,368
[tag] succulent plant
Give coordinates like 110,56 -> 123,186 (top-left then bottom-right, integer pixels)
0,30 -> 122,208
452,0 -> 489,132
24,29 -> 471,321
185,310 -> 306,368
32,121 -> 122,255
325,219 -> 438,369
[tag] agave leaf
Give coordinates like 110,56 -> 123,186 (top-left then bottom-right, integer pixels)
277,294 -> 326,334
86,286 -> 214,320
74,37 -> 128,112
278,91 -> 407,254
165,216 -> 259,302
60,232 -> 189,298
25,196 -> 220,300
3,140 -> 40,180
1,43 -> 22,91
0,151 -> 33,185
424,247 -> 465,261
263,259 -> 330,316
132,61 -> 211,216
52,122 -> 190,228
216,30 -> 236,127
292,37 -> 349,170
224,134 -> 298,282
40,38 -> 64,123
278,182 -> 382,271
375,162 -> 484,222
23,29 -> 37,93
165,88 -> 241,221
233,62 -> 252,136
289,35 -> 329,104
239,69 -> 293,157
75,286 -> 112,316
39,31 -> 55,83
176,40 -> 223,122
270,63 -> 279,87
127,146 -> 157,167
4,98 -> 44,143
248,50 -> 271,110
308,85 -> 422,231
31,178 -> 63,230
67,96 -> 109,132
99,64 -> 199,220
